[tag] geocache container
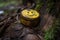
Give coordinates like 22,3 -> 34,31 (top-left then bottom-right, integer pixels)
20,9 -> 40,27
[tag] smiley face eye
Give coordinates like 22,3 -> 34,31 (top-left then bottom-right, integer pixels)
27,12 -> 29,13
31,12 -> 33,13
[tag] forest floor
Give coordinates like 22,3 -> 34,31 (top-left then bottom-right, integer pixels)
0,3 -> 55,40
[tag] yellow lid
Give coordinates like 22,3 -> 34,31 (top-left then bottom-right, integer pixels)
21,9 -> 40,19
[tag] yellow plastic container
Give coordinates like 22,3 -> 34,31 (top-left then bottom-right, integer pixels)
20,9 -> 40,27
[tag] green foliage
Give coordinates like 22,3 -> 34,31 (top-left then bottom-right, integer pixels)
44,17 -> 60,40
0,0 -> 18,8
35,0 -> 44,10
46,0 -> 55,13
44,19 -> 55,40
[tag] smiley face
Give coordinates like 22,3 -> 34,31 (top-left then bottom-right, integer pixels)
21,9 -> 40,19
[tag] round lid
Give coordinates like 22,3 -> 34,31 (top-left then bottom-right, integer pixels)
21,9 -> 40,19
